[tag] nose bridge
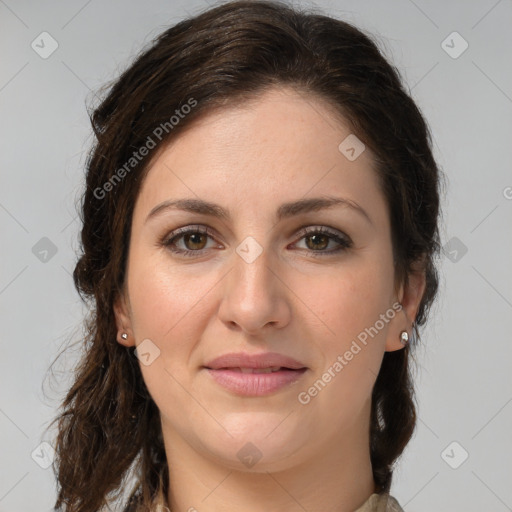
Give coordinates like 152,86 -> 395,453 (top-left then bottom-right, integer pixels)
231,236 -> 276,305
219,236 -> 288,332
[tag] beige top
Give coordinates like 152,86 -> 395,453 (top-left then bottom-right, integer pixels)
355,493 -> 404,512
128,491 -> 404,511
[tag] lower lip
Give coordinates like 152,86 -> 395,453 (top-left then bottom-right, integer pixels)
205,368 -> 307,396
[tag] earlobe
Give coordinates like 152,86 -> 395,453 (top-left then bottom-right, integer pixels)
113,293 -> 135,347
385,262 -> 427,352
385,322 -> 411,352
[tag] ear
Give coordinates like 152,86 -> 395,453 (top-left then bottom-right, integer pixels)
113,291 -> 135,347
385,259 -> 427,352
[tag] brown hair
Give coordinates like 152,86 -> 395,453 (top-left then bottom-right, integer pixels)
47,1 -> 442,510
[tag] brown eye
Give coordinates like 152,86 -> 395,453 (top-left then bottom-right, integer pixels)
163,225 -> 351,258
304,233 -> 330,251
162,226 -> 218,256
182,232 -> 208,251
294,226 -> 352,256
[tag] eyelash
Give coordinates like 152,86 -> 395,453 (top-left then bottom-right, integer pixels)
161,225 -> 353,258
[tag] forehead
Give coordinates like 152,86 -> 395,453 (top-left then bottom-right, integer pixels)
133,86 -> 388,229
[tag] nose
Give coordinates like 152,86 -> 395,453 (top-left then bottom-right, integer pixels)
217,242 -> 292,335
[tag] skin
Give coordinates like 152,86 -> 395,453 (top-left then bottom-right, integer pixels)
114,86 -> 426,512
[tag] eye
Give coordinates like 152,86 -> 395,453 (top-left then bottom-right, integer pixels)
161,225 -> 219,256
292,226 -> 352,256
161,225 -> 352,257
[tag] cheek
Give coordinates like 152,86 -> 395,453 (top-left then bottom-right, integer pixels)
127,250 -> 219,347
307,261 -> 394,344
126,255 -> 217,400
294,262 -> 393,424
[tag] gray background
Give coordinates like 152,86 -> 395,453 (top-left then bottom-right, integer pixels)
1,0 -> 511,510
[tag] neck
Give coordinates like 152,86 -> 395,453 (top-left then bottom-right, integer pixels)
161,398 -> 375,512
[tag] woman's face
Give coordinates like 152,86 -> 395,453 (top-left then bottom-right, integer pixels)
115,86 -> 417,472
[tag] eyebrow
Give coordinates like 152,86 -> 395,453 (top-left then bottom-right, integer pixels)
145,196 -> 372,225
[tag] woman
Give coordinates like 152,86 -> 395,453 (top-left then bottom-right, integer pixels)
49,1 -> 441,510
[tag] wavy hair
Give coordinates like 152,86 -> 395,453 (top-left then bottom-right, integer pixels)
47,1 -> 442,510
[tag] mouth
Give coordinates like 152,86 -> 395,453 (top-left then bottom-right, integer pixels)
202,351 -> 308,396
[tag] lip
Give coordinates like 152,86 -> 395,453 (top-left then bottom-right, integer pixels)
203,352 -> 308,397
204,351 -> 307,370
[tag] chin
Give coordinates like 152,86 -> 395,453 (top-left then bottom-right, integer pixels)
198,426 -> 307,472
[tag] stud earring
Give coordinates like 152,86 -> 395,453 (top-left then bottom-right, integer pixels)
121,333 -> 128,340
399,331 -> 409,346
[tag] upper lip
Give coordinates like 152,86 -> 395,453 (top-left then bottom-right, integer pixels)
204,352 -> 307,370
